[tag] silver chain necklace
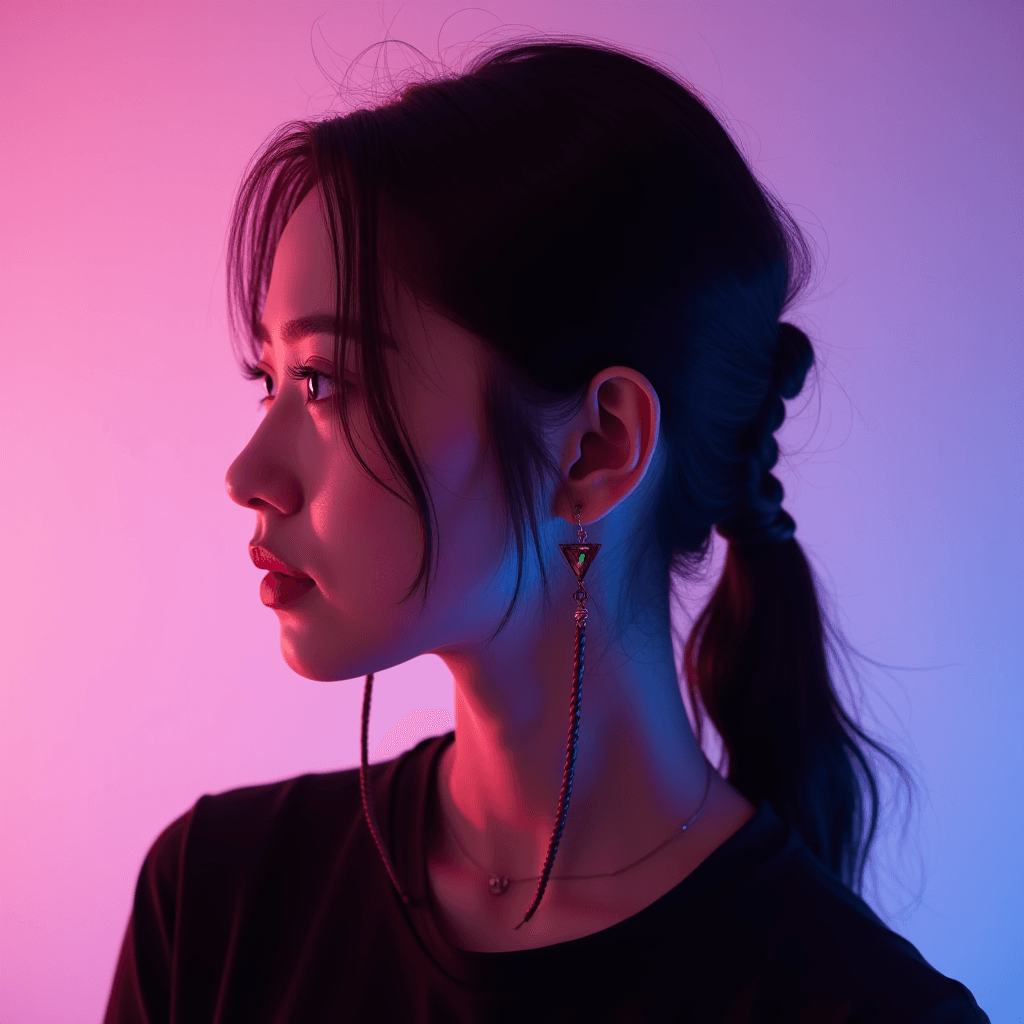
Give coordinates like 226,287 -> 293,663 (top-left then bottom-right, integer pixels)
443,757 -> 714,896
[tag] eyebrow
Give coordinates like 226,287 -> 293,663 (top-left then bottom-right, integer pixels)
254,313 -> 399,354
255,314 -> 334,346
255,314 -> 395,348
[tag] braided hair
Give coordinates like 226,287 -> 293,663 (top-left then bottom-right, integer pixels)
716,322 -> 812,548
684,321 -> 893,886
229,37 -> 906,909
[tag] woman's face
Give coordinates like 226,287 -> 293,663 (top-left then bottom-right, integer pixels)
225,190 -> 520,681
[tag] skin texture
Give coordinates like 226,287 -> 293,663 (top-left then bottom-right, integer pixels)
225,191 -> 755,951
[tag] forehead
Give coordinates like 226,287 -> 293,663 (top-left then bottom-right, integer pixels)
257,187 -> 483,381
262,190 -> 337,330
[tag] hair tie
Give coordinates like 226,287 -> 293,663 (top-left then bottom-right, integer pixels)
775,322 -> 814,400
716,506 -> 795,548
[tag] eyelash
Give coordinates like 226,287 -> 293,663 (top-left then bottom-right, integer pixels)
242,361 -> 343,408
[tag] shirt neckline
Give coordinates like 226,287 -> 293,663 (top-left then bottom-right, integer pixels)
392,730 -> 787,986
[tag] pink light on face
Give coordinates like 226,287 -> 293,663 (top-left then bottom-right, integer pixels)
223,189 -> 519,683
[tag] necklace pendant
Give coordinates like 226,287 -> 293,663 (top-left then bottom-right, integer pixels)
488,874 -> 511,896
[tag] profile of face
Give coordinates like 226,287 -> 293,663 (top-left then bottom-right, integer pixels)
225,190 -> 659,683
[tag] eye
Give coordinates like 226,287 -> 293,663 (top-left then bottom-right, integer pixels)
242,362 -> 276,406
303,369 -> 335,403
286,363 -> 337,404
242,360 -> 343,409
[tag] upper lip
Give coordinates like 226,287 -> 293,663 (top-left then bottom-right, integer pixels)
248,544 -> 311,578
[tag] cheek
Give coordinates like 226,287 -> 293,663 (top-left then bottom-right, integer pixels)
294,373 -> 513,661
414,404 -> 513,601
410,355 -> 492,497
272,425 -> 428,683
307,441 -> 424,610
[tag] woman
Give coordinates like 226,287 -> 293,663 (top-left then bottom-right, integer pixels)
105,38 -> 988,1023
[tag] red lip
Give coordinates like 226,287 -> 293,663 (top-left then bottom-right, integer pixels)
260,571 -> 316,608
248,544 -> 311,578
248,545 -> 317,609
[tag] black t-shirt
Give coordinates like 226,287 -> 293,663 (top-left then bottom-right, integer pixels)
105,732 -> 988,1023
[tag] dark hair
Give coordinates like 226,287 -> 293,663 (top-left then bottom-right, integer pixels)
227,36 -> 905,892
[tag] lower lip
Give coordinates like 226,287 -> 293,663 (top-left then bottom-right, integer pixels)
260,571 -> 317,608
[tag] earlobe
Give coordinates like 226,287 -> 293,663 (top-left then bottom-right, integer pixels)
556,366 -> 660,525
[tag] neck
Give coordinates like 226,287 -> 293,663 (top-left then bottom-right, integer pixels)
432,571 -> 710,883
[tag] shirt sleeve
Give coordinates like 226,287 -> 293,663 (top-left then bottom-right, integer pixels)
103,810 -> 194,1024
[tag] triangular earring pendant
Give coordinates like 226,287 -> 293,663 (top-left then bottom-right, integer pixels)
559,543 -> 601,582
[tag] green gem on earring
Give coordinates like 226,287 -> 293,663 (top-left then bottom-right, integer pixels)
559,543 -> 601,582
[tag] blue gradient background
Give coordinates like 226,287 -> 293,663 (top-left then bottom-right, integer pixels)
1,2 -> 1020,1019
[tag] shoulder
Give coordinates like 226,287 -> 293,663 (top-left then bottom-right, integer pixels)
137,733 -> 439,902
136,733 -> 447,920
109,764 -> 376,1023
191,764 -> 365,852
133,766 -> 360,926
144,761 -> 378,893
701,805 -> 989,1022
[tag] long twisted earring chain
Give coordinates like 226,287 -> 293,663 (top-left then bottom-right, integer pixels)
515,504 -> 601,928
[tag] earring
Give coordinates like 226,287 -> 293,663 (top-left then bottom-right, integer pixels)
515,503 -> 601,928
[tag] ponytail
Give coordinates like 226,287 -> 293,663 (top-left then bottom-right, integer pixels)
684,323 -> 901,892
685,538 -> 886,888
683,327 -> 895,890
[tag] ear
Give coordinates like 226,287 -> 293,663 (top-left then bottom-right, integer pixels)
554,366 -> 661,526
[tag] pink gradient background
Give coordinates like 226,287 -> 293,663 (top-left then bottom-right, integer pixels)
1,2 -> 1020,1019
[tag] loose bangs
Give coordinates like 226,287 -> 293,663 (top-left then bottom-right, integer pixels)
226,122 -> 317,371
226,116 -> 441,605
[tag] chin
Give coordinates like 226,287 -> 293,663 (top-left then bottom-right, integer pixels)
275,606 -> 436,682
279,631 -> 386,683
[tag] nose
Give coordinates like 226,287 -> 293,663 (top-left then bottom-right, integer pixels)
225,414 -> 303,516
